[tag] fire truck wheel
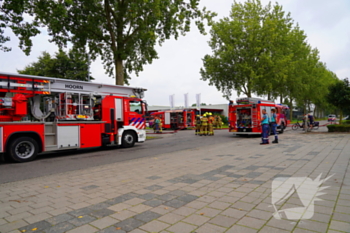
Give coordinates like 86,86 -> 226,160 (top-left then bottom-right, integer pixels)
279,123 -> 285,134
8,137 -> 39,162
122,131 -> 136,148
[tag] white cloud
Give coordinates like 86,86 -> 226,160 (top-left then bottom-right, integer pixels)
1,0 -> 349,106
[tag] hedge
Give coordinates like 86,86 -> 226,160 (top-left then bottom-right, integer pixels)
342,120 -> 350,125
327,124 -> 350,132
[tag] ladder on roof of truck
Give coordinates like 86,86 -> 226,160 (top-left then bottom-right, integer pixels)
0,72 -> 146,98
0,73 -> 51,95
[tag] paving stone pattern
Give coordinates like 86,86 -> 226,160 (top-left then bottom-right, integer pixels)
0,132 -> 350,232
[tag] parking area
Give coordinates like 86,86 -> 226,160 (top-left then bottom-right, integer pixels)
0,128 -> 349,233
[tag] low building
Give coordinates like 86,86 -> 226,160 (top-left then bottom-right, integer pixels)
148,104 -> 229,117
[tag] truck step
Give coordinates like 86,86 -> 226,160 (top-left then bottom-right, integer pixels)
45,145 -> 58,151
45,133 -> 56,136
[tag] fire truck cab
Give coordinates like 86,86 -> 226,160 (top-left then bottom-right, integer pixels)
228,97 -> 290,135
0,72 -> 147,162
151,110 -> 195,130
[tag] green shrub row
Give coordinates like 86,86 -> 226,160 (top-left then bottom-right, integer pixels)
327,124 -> 350,132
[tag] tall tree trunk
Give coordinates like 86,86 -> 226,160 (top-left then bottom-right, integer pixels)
105,0 -> 124,85
115,57 -> 124,85
267,93 -> 271,100
280,95 -> 283,104
289,97 -> 293,121
339,109 -> 343,124
243,83 -> 251,97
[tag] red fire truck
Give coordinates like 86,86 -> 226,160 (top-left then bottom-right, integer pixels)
0,72 -> 147,162
228,97 -> 290,135
151,109 -> 195,130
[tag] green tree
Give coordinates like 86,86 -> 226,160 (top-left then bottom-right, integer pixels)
0,0 -> 40,54
281,27 -> 311,119
201,0 -> 270,98
327,78 -> 350,124
2,0 -> 214,85
18,49 -> 93,81
200,0 -> 300,99
191,103 -> 207,106
253,2 -> 295,100
199,0 -> 337,122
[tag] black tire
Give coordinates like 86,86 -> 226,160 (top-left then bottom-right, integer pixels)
292,124 -> 299,130
279,123 -> 285,134
122,131 -> 136,148
8,137 -> 39,162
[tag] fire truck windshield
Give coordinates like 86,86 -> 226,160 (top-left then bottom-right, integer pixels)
130,100 -> 143,114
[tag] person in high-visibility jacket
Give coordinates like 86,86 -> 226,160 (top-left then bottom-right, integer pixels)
195,115 -> 201,135
154,117 -> 160,133
200,114 -> 208,136
260,109 -> 270,144
208,113 -> 215,136
270,109 -> 278,143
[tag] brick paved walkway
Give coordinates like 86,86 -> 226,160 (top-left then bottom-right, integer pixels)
0,132 -> 349,233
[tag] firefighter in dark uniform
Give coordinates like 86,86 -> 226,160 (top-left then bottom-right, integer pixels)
195,115 -> 201,135
260,109 -> 270,145
270,109 -> 278,143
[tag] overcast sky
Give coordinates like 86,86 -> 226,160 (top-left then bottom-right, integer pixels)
1,0 -> 349,107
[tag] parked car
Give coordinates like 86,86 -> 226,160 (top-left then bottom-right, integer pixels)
328,114 -> 336,122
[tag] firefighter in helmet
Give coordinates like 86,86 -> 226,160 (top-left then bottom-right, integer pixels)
216,115 -> 223,129
208,113 -> 215,136
195,115 -> 201,135
200,113 -> 208,136
212,115 -> 216,128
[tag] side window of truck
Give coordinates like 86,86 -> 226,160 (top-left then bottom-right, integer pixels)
129,101 -> 142,114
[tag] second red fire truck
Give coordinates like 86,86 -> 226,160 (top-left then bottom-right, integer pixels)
228,97 -> 290,136
151,110 -> 195,130
0,72 -> 147,162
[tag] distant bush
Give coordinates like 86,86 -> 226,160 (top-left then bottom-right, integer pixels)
327,124 -> 350,132
220,115 -> 228,125
342,120 -> 350,125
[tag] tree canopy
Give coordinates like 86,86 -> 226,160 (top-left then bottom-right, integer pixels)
0,0 -> 40,54
17,49 -> 94,81
1,0 -> 215,85
200,0 -> 338,119
327,78 -> 350,123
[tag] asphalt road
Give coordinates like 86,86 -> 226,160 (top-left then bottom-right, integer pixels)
0,120 -> 330,185
0,129 -> 248,184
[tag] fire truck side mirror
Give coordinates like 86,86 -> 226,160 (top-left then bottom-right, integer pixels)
253,104 -> 257,108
